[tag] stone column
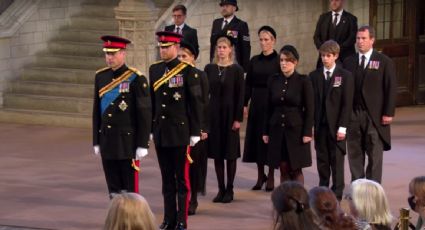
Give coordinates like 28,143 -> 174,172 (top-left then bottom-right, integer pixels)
115,0 -> 159,74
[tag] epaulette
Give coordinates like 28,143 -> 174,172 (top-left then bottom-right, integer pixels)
128,66 -> 144,76
151,60 -> 164,65
96,67 -> 111,74
181,60 -> 195,67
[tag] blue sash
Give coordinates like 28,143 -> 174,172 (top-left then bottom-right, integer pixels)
100,73 -> 137,115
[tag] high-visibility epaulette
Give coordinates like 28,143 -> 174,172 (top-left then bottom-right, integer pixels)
95,67 -> 110,74
181,60 -> 195,67
128,66 -> 144,76
151,60 -> 164,65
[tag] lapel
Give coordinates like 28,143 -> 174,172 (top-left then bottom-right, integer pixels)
222,16 -> 238,32
324,12 -> 332,32
326,68 -> 339,99
364,50 -> 379,82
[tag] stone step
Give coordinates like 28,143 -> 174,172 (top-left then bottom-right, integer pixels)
21,67 -> 95,84
0,109 -> 90,128
33,55 -> 104,70
69,16 -> 118,31
51,29 -> 118,44
8,81 -> 93,98
3,94 -> 92,115
45,41 -> 103,57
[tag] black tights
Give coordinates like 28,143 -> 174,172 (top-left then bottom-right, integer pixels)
279,161 -> 304,184
214,159 -> 237,191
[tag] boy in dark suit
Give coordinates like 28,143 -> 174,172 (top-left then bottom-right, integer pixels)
165,4 -> 199,55
313,0 -> 357,68
210,0 -> 250,72
309,40 -> 354,200
343,26 -> 396,183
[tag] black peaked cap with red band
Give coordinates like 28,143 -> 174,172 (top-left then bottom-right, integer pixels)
101,35 -> 131,52
156,31 -> 183,47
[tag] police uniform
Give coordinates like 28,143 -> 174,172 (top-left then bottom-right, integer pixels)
92,35 -> 151,197
149,31 -> 203,230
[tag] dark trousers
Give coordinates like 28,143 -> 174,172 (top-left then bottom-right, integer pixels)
348,109 -> 384,183
189,140 -> 207,206
315,124 -> 345,199
156,146 -> 190,226
102,159 -> 135,196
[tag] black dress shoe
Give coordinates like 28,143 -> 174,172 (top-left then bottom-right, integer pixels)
265,186 -> 274,192
159,221 -> 175,230
251,175 -> 267,190
175,222 -> 186,230
222,188 -> 234,203
212,190 -> 225,203
188,202 -> 198,215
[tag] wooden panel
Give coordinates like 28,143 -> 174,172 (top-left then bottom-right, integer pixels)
393,56 -> 414,105
416,54 -> 425,104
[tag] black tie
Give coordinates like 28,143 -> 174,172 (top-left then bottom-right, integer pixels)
325,71 -> 331,81
222,20 -> 228,29
175,26 -> 180,34
333,13 -> 339,27
360,55 -> 366,69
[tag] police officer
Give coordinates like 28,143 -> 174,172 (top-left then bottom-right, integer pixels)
92,35 -> 151,198
149,31 -> 203,230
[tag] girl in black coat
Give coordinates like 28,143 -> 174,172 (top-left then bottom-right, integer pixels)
262,45 -> 314,184
205,35 -> 244,203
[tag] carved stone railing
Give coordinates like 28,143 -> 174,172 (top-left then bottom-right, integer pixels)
0,0 -> 40,38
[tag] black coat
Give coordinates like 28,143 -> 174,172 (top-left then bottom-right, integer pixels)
309,66 -> 354,153
204,63 -> 244,160
343,51 -> 397,151
149,58 -> 203,147
165,24 -> 199,56
242,51 -> 280,164
93,65 -> 151,160
264,72 -> 314,169
313,10 -> 357,62
194,68 -> 210,133
210,17 -> 251,72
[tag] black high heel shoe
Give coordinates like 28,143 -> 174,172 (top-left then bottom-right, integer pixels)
251,175 -> 267,190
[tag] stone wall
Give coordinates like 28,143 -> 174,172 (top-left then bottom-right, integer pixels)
0,0 -> 84,106
179,0 -> 369,74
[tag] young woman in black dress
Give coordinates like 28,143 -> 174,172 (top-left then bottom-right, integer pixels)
204,36 -> 244,203
262,45 -> 314,185
243,26 -> 280,191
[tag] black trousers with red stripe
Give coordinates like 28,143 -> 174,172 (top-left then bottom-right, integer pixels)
156,146 -> 191,226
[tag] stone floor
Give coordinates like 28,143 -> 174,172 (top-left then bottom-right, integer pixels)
0,106 -> 424,230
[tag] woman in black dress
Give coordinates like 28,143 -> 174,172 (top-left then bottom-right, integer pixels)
205,35 -> 244,203
262,45 -> 314,185
243,26 -> 280,191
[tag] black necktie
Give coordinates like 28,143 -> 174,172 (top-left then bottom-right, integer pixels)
360,55 -> 366,69
222,20 -> 228,29
175,26 -> 180,34
325,71 -> 331,81
333,13 -> 339,27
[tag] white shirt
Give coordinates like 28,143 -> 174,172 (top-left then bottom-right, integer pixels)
323,64 -> 346,134
174,23 -> 185,34
359,48 -> 373,69
332,9 -> 344,25
222,15 -> 235,29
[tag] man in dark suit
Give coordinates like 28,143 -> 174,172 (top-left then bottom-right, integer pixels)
310,40 -> 354,200
343,26 -> 397,183
92,35 -> 151,198
313,0 -> 357,68
149,31 -> 203,230
164,4 -> 199,56
210,0 -> 250,72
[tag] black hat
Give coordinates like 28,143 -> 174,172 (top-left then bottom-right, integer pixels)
155,31 -> 183,47
180,40 -> 199,59
100,35 -> 131,52
215,33 -> 236,46
219,0 -> 239,11
258,25 -> 277,39
280,45 -> 299,60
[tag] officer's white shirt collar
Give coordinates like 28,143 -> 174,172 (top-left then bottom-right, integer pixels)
359,48 -> 374,67
323,64 -> 336,78
332,9 -> 344,25
223,15 -> 235,25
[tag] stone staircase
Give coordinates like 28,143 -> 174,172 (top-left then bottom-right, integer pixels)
0,0 -> 120,128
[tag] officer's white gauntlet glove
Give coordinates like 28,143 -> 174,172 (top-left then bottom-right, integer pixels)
93,145 -> 100,156
189,136 -> 200,147
136,147 -> 149,160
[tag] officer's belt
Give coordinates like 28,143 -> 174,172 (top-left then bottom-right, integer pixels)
153,62 -> 188,92
99,70 -> 133,98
